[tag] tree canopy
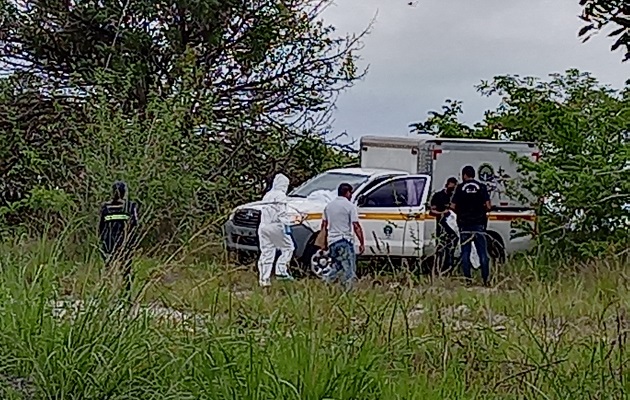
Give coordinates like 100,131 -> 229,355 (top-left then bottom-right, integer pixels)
0,0 -> 363,242
412,69 -> 630,258
1,0 -> 364,122
579,0 -> 629,61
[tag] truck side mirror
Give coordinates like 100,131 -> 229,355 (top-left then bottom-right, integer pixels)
356,194 -> 366,207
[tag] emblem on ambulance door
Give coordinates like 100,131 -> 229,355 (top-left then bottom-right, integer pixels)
478,163 -> 494,183
383,225 -> 393,239
478,162 -> 511,202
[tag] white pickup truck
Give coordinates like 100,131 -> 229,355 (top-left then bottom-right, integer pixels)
224,135 -> 540,269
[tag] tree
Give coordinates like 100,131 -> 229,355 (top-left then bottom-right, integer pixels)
0,0 -> 364,243
409,99 -> 497,139
0,72 -> 85,227
1,0 -> 365,126
414,70 -> 630,258
579,0 -> 630,62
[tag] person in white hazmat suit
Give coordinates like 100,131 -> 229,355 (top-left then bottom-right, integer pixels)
257,173 -> 296,287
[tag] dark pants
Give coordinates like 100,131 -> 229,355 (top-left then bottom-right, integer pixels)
435,220 -> 458,272
459,225 -> 490,284
101,245 -> 133,299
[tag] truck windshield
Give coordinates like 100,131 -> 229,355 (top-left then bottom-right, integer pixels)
289,172 -> 369,198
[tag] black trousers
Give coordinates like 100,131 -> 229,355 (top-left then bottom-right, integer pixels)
435,220 -> 459,272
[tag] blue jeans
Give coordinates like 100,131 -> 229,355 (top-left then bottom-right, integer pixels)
324,239 -> 356,289
459,225 -> 490,283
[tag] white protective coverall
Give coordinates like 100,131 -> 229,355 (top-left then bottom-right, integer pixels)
257,174 -> 295,285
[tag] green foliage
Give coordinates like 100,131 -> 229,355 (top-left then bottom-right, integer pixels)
0,0 -> 360,245
409,99 -> 496,139
280,133 -> 358,189
0,72 -> 84,227
0,239 -> 628,398
413,70 -> 630,258
1,0 -> 364,119
479,70 -> 630,258
579,0 -> 630,62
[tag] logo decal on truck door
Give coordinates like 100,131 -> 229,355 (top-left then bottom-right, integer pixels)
383,225 -> 393,239
478,163 -> 511,201
478,163 -> 495,183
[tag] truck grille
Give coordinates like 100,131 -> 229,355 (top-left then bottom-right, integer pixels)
233,208 -> 261,228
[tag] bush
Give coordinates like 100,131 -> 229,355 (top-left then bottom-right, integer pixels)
412,70 -> 630,259
0,0 -> 362,248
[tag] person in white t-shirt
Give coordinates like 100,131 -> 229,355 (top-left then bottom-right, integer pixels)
320,183 -> 365,289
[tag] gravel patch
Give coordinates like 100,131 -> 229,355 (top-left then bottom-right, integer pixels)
0,374 -> 35,399
48,299 -> 209,332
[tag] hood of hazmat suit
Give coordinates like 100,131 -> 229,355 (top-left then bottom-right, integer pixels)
259,173 -> 291,226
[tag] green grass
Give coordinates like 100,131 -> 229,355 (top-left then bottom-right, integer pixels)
0,238 -> 628,399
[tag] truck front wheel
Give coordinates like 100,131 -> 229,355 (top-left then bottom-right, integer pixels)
228,249 -> 257,266
486,231 -> 506,264
293,234 -> 320,278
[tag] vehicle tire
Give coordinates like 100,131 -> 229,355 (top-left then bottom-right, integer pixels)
228,249 -> 257,266
401,256 -> 423,275
293,234 -> 320,278
420,255 -> 457,277
419,255 -> 434,275
486,231 -> 506,264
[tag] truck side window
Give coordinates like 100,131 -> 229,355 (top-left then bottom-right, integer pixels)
362,178 -> 426,208
357,175 -> 396,196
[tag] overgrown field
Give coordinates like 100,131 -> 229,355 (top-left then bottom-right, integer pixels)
0,238 -> 627,399
1,0 -> 628,397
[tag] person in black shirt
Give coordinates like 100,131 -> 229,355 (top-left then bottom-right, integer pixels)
99,181 -> 139,298
430,177 -> 458,272
450,165 -> 492,286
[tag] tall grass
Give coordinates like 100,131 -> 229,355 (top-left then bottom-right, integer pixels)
0,237 -> 628,399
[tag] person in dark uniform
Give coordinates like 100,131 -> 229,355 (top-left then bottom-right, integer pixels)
98,181 -> 139,297
429,177 -> 458,272
450,166 -> 492,286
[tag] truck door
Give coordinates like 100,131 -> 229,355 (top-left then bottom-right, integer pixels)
356,175 -> 431,257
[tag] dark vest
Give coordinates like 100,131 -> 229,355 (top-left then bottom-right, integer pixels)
99,200 -> 138,255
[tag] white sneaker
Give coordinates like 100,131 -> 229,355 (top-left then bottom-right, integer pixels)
259,280 -> 271,288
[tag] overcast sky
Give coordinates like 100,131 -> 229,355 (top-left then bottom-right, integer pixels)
322,0 -> 628,142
